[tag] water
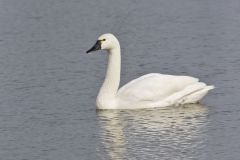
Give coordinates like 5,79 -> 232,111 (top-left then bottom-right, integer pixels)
0,0 -> 240,159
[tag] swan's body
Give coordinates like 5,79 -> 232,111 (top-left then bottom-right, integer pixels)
87,33 -> 214,109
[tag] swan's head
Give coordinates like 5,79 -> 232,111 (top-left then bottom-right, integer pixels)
86,33 -> 119,54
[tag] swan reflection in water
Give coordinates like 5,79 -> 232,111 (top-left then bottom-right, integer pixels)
96,104 -> 209,160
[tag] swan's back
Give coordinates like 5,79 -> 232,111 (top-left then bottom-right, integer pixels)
117,73 -> 199,102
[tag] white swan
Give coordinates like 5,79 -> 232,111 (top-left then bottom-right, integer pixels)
86,33 -> 214,109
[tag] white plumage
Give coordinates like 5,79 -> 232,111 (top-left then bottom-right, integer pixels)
86,33 -> 214,109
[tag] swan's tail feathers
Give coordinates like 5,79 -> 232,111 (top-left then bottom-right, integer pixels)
206,85 -> 215,90
166,83 -> 214,106
183,85 -> 214,104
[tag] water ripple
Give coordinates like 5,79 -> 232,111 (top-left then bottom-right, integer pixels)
97,104 -> 209,159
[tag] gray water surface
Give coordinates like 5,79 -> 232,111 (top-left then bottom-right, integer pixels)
0,0 -> 240,160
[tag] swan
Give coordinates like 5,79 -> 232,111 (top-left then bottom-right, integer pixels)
86,33 -> 214,109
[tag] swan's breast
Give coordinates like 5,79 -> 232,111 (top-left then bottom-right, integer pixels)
96,95 -> 117,109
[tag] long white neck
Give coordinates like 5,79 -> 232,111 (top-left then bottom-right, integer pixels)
98,45 -> 121,100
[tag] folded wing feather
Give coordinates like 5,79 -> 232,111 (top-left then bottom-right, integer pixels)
117,73 -> 199,101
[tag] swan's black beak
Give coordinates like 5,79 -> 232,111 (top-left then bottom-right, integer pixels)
86,40 -> 101,54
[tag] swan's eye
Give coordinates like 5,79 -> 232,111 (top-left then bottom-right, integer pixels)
102,39 -> 106,41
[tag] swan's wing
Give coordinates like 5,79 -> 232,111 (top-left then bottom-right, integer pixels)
117,73 -> 199,101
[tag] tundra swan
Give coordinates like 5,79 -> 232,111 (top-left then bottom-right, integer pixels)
86,33 -> 214,109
